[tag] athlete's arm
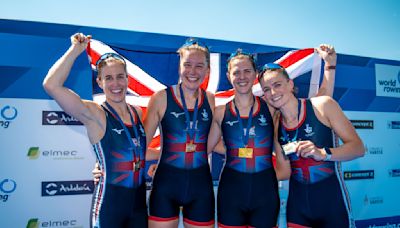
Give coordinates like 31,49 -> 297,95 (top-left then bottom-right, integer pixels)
315,44 -> 336,97
297,96 -> 365,161
144,90 -> 166,159
272,111 -> 291,180
205,91 -> 216,116
43,33 -> 99,126
207,105 -> 225,154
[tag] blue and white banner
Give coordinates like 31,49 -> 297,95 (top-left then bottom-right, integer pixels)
375,64 -> 400,98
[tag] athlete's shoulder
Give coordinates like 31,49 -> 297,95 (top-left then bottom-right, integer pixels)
205,90 -> 215,99
147,89 -> 167,115
310,96 -> 336,107
129,104 -> 143,120
151,88 -> 167,101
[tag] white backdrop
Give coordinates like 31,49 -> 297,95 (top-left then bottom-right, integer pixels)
342,111 -> 400,225
0,98 -> 95,228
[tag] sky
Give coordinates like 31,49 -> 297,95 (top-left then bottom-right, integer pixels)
1,0 -> 400,60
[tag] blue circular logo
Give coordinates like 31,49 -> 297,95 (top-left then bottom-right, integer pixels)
1,106 -> 18,121
0,179 -> 17,193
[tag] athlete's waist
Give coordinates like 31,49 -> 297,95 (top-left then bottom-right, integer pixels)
109,159 -> 146,172
158,162 -> 210,172
222,166 -> 277,177
290,170 -> 338,185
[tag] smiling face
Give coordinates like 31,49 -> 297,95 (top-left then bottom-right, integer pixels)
227,57 -> 256,95
179,49 -> 209,91
97,61 -> 128,104
259,70 -> 295,108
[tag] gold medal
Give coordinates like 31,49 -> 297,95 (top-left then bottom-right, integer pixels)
238,147 -> 253,158
185,140 -> 197,152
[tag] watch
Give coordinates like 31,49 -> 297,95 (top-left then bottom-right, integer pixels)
325,65 -> 336,71
323,147 -> 332,161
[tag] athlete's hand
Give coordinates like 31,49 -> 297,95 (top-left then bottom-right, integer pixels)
296,140 -> 326,161
316,44 -> 336,67
70,33 -> 91,54
147,164 -> 158,177
92,162 -> 103,185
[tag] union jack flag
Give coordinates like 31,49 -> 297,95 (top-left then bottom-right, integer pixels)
86,39 -> 322,150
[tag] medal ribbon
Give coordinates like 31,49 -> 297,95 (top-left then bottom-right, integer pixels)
280,99 -> 302,143
105,102 -> 140,161
233,96 -> 255,148
179,84 -> 199,141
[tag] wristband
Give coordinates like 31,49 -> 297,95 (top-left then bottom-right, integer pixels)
325,65 -> 336,71
323,147 -> 332,161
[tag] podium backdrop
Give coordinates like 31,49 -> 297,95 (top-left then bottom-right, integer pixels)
1,19 -> 400,228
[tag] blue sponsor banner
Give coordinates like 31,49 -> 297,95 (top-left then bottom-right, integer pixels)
387,121 -> 400,129
356,215 -> 400,228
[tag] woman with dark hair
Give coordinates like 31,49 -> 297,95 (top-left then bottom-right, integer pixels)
207,50 -> 280,227
258,45 -> 364,227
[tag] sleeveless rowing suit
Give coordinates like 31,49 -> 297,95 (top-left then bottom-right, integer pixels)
92,104 -> 147,228
149,85 -> 214,226
278,99 -> 354,228
218,96 -> 279,228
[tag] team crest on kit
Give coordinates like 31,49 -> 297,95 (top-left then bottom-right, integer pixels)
201,109 -> 209,121
304,124 -> 315,137
258,114 -> 268,126
225,120 -> 239,126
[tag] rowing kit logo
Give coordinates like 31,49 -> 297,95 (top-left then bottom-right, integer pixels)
112,128 -> 124,134
225,120 -> 239,126
201,109 -> 209,121
258,114 -> 268,126
303,124 -> 315,137
171,111 -> 185,118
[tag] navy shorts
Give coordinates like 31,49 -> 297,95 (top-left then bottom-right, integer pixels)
91,183 -> 147,228
149,164 -> 215,226
287,175 -> 350,228
217,167 -> 279,228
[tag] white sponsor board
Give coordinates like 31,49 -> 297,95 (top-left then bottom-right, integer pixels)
343,111 -> 400,221
0,98 -> 95,228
